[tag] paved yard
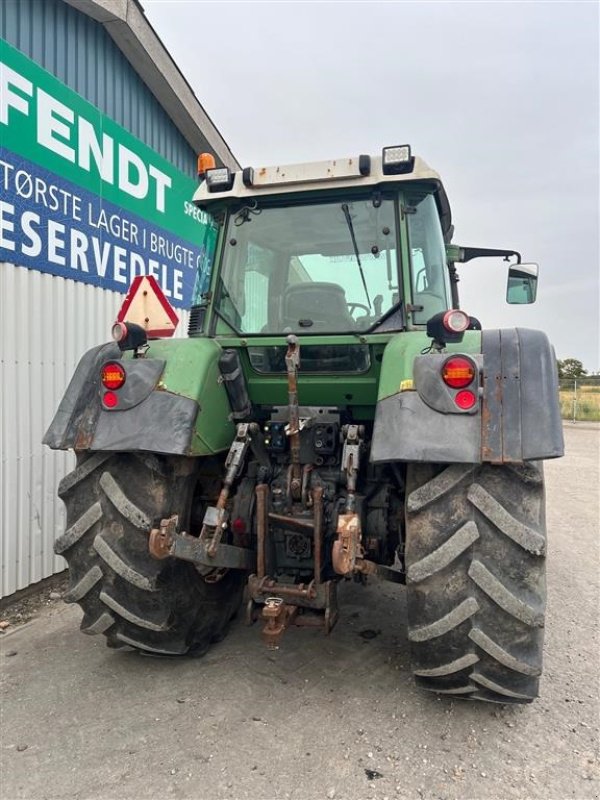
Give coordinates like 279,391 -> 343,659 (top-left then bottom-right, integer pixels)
1,425 -> 598,800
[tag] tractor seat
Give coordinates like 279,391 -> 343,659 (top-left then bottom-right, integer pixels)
282,282 -> 354,332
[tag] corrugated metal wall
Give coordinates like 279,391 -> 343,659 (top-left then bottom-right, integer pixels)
0,0 -> 198,597
0,262 -> 190,597
0,0 -> 197,178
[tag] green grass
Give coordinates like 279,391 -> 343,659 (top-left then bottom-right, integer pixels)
559,387 -> 600,422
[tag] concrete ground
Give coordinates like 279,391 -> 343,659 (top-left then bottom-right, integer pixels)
1,425 -> 598,800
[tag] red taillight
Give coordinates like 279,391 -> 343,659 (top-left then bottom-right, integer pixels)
455,389 -> 477,410
442,356 -> 476,389
103,391 -> 119,408
101,362 -> 126,390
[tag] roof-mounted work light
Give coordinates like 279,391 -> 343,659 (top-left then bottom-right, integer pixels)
205,167 -> 234,192
382,144 -> 414,175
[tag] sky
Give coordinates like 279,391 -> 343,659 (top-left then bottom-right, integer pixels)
145,0 -> 599,371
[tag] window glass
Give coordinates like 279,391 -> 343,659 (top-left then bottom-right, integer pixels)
190,213 -> 219,305
406,193 -> 451,324
214,197 -> 401,334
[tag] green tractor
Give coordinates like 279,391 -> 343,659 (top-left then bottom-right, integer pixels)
44,145 -> 563,703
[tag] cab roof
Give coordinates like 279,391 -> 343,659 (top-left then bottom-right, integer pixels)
192,152 -> 453,240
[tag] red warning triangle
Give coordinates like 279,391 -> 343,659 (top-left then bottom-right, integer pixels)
117,276 -> 179,337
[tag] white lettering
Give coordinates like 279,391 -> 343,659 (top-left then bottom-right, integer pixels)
113,245 -> 128,283
3,66 -> 174,213
92,238 -> 111,277
47,219 -> 66,265
160,262 -> 172,297
0,63 -> 32,125
118,144 -> 148,200
78,117 -> 114,184
129,251 -> 145,281
37,88 -> 75,162
70,229 -> 89,271
15,169 -> 33,198
173,269 -> 183,301
148,258 -> 160,280
0,159 -> 14,191
21,211 -> 42,257
149,164 -> 171,213
0,200 -> 15,251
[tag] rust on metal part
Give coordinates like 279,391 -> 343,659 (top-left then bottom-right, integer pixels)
205,485 -> 229,557
480,398 -> 493,461
312,485 -> 324,584
332,512 -> 362,575
301,464 -> 313,507
149,515 -> 178,560
481,372 -> 505,464
200,423 -> 251,556
285,335 -> 302,500
255,484 -> 269,579
267,512 -> 314,531
261,597 -> 298,649
249,574 -> 317,601
246,578 -> 340,638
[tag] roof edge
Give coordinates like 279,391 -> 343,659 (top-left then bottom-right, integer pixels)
62,0 -> 240,170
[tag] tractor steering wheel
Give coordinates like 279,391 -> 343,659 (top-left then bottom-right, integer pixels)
347,302 -> 371,318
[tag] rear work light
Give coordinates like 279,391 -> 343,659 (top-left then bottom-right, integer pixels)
112,321 -> 148,352
442,356 -> 476,389
101,362 -> 126,390
442,310 -> 470,334
426,309 -> 471,346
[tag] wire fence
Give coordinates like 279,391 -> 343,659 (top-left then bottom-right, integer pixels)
558,377 -> 600,422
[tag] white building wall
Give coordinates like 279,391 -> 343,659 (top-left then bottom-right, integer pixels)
0,262 -> 189,598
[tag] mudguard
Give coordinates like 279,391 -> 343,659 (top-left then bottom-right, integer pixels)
370,328 -> 564,464
43,339 -> 236,457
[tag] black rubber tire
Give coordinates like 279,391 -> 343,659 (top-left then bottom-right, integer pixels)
405,462 -> 546,703
55,452 -> 245,656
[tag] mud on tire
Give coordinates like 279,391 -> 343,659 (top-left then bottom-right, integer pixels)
55,452 -> 244,655
405,462 -> 546,703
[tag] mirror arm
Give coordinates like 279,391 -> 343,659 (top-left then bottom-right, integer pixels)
448,262 -> 460,308
446,245 -> 522,264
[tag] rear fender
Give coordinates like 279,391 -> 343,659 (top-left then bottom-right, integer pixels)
370,328 -> 564,464
44,339 -> 236,457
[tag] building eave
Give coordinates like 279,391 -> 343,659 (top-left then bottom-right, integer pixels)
62,0 -> 240,170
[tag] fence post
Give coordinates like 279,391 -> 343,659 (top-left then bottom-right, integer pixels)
573,380 -> 577,423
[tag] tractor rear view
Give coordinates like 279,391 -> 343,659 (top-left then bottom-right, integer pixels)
45,145 -> 563,702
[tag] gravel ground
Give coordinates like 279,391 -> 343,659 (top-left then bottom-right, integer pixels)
1,424 -> 598,800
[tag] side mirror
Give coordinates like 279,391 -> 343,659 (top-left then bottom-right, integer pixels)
507,262 -> 539,304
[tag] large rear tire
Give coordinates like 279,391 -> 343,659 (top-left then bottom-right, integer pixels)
55,452 -> 245,655
405,462 -> 546,703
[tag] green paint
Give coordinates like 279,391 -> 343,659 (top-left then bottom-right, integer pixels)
377,330 -> 482,400
145,338 -> 235,455
0,39 -> 205,240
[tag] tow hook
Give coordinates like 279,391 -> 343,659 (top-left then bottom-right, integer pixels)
261,597 -> 298,649
149,515 -> 177,559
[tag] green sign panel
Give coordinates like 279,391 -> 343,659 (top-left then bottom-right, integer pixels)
0,39 -> 216,307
